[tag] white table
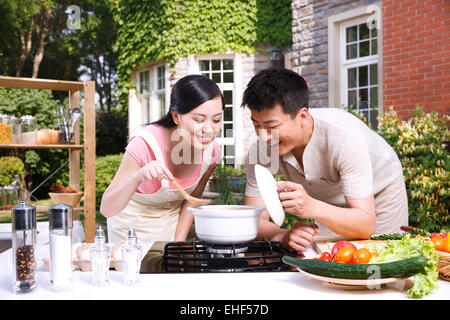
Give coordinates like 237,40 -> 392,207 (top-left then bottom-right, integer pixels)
1,222 -> 449,300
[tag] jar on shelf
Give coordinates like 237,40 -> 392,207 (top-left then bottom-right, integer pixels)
19,115 -> 37,145
4,185 -> 18,209
10,116 -> 20,144
0,114 -> 12,144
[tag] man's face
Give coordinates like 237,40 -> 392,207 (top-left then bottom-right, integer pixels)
250,103 -> 306,157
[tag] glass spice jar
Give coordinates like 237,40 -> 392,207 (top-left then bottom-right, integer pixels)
12,199 -> 37,293
49,203 -> 73,291
0,114 -> 12,144
19,115 -> 37,145
9,116 -> 20,144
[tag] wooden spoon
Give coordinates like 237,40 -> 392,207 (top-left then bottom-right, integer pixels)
162,174 -> 211,205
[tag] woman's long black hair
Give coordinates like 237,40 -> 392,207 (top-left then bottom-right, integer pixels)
151,74 -> 224,128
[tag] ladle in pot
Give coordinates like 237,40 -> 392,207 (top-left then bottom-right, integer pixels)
162,174 -> 210,205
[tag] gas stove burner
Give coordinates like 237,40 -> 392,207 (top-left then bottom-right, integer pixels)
162,240 -> 290,273
205,243 -> 249,255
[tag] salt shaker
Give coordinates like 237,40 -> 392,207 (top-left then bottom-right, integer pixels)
90,226 -> 111,286
49,203 -> 73,291
121,228 -> 142,285
12,199 -> 37,293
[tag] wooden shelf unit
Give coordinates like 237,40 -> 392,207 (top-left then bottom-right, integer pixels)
0,76 -> 96,242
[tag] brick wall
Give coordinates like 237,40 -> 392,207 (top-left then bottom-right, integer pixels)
291,0 -> 379,109
383,0 -> 450,119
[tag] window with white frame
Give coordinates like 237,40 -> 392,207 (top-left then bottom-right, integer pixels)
156,65 -> 166,117
199,58 -> 235,165
137,64 -> 167,123
341,19 -> 379,128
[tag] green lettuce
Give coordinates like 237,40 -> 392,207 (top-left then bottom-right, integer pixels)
368,235 -> 439,299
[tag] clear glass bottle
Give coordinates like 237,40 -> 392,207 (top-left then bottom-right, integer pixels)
19,115 -> 37,145
90,226 -> 111,286
0,114 -> 12,144
9,116 -> 20,144
121,228 -> 142,285
49,203 -> 73,291
4,185 -> 18,208
12,199 -> 37,293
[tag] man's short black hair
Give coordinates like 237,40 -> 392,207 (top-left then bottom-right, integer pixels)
241,68 -> 309,117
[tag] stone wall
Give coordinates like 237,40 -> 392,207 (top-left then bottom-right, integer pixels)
291,0 -> 380,108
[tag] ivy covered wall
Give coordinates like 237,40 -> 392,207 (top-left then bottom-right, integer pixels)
112,0 -> 292,104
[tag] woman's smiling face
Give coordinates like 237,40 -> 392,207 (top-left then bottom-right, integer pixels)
173,96 -> 223,150
250,104 -> 309,157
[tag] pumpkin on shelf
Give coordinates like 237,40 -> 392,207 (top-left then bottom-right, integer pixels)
49,182 -> 83,207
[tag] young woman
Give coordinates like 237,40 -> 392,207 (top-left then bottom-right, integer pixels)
100,75 -> 223,242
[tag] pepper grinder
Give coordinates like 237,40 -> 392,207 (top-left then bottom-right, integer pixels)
12,198 -> 37,293
121,228 -> 142,285
49,203 -> 73,291
90,226 -> 111,286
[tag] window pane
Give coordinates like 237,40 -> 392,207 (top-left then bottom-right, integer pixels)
358,65 -> 368,87
348,68 -> 357,88
211,59 -> 221,71
370,64 -> 378,85
348,90 -> 357,108
157,67 -> 165,90
360,40 -> 370,57
371,39 -> 377,55
370,87 -> 378,108
212,72 -> 221,83
223,72 -> 234,83
224,123 -> 233,137
159,94 -> 166,116
225,145 -> 235,157
199,60 -> 210,71
346,43 -> 357,59
359,23 -> 370,40
223,90 -> 233,105
223,59 -> 233,70
371,27 -> 377,38
358,88 -> 368,107
201,72 -> 210,79
346,26 -> 357,43
224,107 -> 233,122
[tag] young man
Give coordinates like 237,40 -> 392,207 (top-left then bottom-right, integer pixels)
242,68 -> 408,252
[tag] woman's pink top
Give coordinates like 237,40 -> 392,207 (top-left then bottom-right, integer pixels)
126,125 -> 221,194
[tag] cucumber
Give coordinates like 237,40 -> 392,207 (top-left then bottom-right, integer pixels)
282,255 -> 428,279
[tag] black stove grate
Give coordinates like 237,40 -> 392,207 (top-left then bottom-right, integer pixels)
162,241 -> 290,272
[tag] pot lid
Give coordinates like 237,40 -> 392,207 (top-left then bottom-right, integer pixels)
254,164 -> 285,226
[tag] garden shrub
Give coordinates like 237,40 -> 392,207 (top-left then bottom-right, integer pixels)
378,106 -> 449,231
95,153 -> 124,210
0,156 -> 24,186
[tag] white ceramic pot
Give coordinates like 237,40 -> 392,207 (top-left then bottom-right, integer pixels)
188,205 -> 265,244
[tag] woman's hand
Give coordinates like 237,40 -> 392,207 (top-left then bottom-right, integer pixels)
277,181 -> 317,219
137,160 -> 174,181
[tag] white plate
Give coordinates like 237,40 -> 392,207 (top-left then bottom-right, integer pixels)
254,164 -> 285,226
297,268 -> 406,288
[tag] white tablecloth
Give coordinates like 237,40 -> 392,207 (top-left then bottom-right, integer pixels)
0,222 -> 449,300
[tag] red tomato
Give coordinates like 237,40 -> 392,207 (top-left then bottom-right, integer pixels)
335,246 -> 355,264
431,236 -> 445,251
353,248 -> 372,264
431,233 -> 448,239
319,252 -> 331,261
331,241 -> 357,255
